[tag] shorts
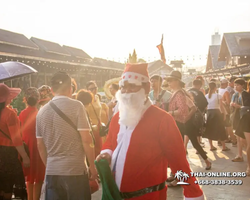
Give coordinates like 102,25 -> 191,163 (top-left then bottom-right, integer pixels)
45,174 -> 91,200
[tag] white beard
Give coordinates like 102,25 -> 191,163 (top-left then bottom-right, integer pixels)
116,89 -> 147,128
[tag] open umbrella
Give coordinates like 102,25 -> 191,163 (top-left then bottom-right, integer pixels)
0,61 -> 37,82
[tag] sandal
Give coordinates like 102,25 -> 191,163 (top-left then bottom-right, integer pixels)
167,180 -> 180,187
210,147 -> 217,151
232,157 -> 244,162
222,147 -> 230,151
205,162 -> 212,170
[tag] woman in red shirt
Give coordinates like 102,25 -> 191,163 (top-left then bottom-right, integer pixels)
165,71 -> 211,187
19,87 -> 45,200
0,83 -> 30,200
165,71 -> 191,138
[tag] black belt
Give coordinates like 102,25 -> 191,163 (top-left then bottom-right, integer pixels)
120,182 -> 165,199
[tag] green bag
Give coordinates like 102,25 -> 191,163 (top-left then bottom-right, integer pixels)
94,159 -> 122,200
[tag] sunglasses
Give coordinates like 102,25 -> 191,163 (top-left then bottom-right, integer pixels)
88,87 -> 97,91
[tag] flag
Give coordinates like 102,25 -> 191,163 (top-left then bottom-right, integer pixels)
156,34 -> 166,63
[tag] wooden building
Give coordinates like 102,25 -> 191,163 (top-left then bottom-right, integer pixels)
218,32 -> 250,67
0,29 -> 124,89
201,32 -> 250,78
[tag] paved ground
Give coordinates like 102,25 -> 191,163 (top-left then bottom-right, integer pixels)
92,139 -> 250,200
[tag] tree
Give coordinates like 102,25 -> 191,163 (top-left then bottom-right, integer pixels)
10,92 -> 25,115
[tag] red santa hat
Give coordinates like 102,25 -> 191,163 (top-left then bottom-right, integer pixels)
119,63 -> 149,86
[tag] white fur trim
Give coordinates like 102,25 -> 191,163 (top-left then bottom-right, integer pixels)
119,79 -> 142,86
122,72 -> 149,82
111,100 -> 152,189
185,195 -> 204,200
100,149 -> 113,157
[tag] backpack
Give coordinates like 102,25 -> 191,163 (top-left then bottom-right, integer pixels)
186,89 -> 204,129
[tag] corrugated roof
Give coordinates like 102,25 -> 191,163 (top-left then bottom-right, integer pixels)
31,37 -> 70,56
219,32 -> 250,59
0,29 -> 124,71
0,29 -> 38,50
93,57 -> 125,70
62,45 -> 92,59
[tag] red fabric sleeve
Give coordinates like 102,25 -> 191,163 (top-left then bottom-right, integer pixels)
18,110 -> 24,137
7,110 -> 23,146
159,113 -> 203,198
102,113 -> 119,152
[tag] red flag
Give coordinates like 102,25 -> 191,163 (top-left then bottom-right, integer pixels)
156,34 -> 166,63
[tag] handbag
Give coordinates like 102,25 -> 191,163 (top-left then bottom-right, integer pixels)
91,103 -> 108,137
0,128 -> 30,159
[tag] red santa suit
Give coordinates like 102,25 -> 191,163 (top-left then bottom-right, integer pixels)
101,63 -> 204,200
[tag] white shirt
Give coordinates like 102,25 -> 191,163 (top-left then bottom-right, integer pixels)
205,93 -> 222,110
218,88 -> 227,97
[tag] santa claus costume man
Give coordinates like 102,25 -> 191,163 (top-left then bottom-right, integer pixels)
96,63 -> 204,200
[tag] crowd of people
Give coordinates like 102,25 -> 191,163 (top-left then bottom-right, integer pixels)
0,63 -> 250,200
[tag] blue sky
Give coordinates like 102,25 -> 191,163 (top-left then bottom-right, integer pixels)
1,0 -> 250,67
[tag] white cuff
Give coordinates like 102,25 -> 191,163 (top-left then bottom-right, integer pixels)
185,195 -> 204,200
100,149 -> 113,156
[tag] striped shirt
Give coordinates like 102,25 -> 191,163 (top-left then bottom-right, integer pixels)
36,96 -> 90,175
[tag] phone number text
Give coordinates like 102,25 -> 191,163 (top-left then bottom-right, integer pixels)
194,179 -> 243,185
